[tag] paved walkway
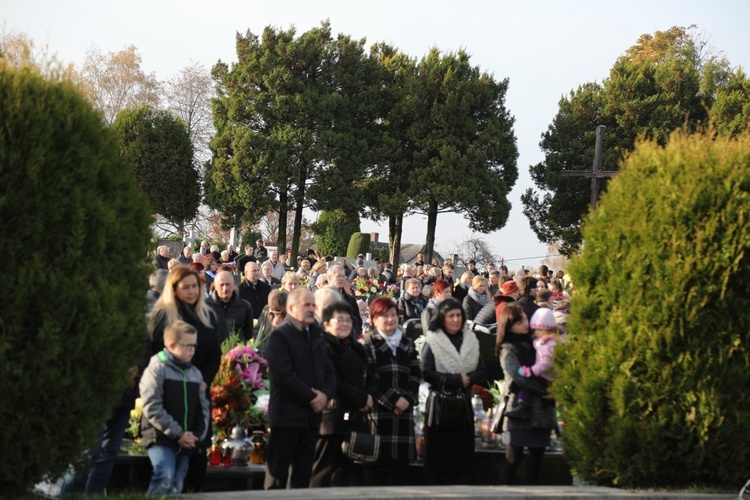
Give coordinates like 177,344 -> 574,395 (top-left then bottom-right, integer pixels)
191,485 -> 737,499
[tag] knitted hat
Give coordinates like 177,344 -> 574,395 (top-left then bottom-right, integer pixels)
500,280 -> 519,295
529,308 -> 557,330
189,262 -> 205,272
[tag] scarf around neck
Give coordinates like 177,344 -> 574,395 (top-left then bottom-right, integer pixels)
467,287 -> 488,305
425,327 -> 479,374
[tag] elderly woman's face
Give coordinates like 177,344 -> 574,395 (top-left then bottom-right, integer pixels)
283,278 -> 300,293
372,308 -> 398,336
324,311 -> 353,339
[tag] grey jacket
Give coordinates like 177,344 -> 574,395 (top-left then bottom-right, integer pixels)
499,341 -> 557,432
139,351 -> 210,452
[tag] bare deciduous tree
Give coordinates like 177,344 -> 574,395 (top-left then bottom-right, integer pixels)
449,236 -> 502,269
78,44 -> 159,125
541,241 -> 570,274
163,61 -> 214,165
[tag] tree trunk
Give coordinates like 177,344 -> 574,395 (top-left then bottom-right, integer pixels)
425,199 -> 438,264
277,189 -> 288,254
177,220 -> 185,239
389,214 -> 403,270
291,172 -> 306,261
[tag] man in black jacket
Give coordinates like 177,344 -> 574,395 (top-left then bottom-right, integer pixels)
206,270 -> 254,342
264,288 -> 336,489
238,261 -> 271,320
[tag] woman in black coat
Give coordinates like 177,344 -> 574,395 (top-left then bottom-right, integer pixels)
421,298 -> 486,485
310,302 -> 377,487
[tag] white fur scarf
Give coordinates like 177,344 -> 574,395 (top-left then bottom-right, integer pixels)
425,327 -> 480,374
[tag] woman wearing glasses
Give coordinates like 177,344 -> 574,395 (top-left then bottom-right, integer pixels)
149,265 -> 225,492
310,302 -> 377,487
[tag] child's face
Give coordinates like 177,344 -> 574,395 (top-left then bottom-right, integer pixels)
169,333 -> 197,363
536,329 -> 557,342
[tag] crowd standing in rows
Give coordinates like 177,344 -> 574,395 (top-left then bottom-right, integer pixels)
65,242 -> 572,496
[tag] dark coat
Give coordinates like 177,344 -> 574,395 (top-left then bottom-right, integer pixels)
153,254 -> 170,270
206,290 -> 254,343
266,317 -> 337,429
238,279 -> 272,320
420,330 -> 486,472
337,289 -> 362,336
319,332 -> 378,435
254,246 -> 268,261
517,295 -> 539,323
361,329 -> 421,463
150,304 -> 224,388
462,295 -> 486,321
234,253 -> 256,274
453,284 -> 469,303
397,293 -> 427,321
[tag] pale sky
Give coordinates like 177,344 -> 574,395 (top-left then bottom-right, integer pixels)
5,1 -> 749,269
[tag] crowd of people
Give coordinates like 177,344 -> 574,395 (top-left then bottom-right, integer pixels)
65,241 -> 572,495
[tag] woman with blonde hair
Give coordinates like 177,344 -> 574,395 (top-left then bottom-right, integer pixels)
148,265 -> 225,491
463,275 -> 491,321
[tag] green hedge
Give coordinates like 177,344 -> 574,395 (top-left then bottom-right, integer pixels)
346,232 -> 370,259
0,63 -> 152,495
554,131 -> 750,488
315,209 -> 360,257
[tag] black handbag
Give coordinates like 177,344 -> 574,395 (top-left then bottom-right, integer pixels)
426,383 -> 471,430
341,412 -> 380,463
491,394 -> 509,434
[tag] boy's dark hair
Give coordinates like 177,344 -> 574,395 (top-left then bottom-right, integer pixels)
164,319 -> 197,345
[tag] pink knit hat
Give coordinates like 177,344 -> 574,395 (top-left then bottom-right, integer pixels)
529,308 -> 557,331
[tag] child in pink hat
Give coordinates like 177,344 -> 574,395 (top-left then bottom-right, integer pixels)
505,307 -> 561,420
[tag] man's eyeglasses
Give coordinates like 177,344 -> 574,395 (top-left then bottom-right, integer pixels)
270,309 -> 285,317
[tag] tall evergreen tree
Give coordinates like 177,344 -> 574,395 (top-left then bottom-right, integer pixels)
376,48 -> 518,264
112,105 -> 200,236
210,22 -> 376,258
523,26 -> 735,255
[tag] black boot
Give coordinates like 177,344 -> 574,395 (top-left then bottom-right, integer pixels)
505,402 -> 531,420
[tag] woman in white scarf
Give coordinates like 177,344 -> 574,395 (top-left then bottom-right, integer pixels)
420,298 -> 487,485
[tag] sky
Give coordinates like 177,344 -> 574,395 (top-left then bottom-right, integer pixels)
4,1 -> 750,270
